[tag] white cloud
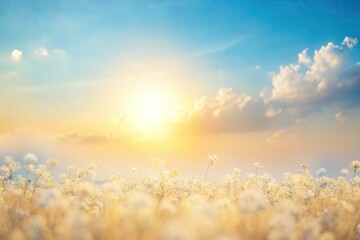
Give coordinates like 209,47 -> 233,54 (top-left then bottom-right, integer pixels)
255,65 -> 261,70
178,87 -> 294,133
267,129 -> 297,143
34,48 -> 49,57
194,36 -> 247,57
11,49 -> 22,61
311,42 -> 345,91
57,133 -> 121,144
166,37 -> 360,134
185,88 -> 266,132
271,64 -> 310,102
270,40 -> 359,111
0,71 -> 17,80
52,48 -> 68,58
295,118 -> 307,126
189,88 -> 254,120
342,36 -> 358,49
298,48 -> 311,66
266,107 -> 282,118
335,111 -> 347,126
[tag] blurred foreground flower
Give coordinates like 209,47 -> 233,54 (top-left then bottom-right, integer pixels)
0,155 -> 359,240
204,154 -> 218,181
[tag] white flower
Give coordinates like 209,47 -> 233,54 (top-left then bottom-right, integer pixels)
35,165 -> 47,176
130,167 -> 138,175
171,170 -> 180,177
159,199 -> 176,217
87,170 -> 96,181
316,168 -> 327,177
37,189 -> 60,208
355,223 -> 360,240
208,155 -> 218,164
155,159 -> 165,168
0,166 -> 10,178
351,160 -> 360,172
4,157 -> 21,173
46,159 -> 57,168
24,164 -> 35,172
75,182 -> 95,198
253,162 -> 263,171
234,168 -> 241,175
14,208 -> 29,221
304,190 -> 315,201
23,153 -> 38,164
67,165 -> 76,173
128,193 -> 154,210
238,189 -> 268,214
300,163 -> 309,169
88,162 -> 97,171
340,168 -> 349,176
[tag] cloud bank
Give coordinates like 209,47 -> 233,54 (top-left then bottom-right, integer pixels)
177,37 -> 359,134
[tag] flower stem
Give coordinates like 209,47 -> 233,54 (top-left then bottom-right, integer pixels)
204,163 -> 211,182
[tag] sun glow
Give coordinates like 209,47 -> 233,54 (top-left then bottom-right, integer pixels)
114,86 -> 188,139
134,90 -> 165,132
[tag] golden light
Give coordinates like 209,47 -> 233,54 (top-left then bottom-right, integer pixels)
113,84 -> 189,139
134,90 -> 165,133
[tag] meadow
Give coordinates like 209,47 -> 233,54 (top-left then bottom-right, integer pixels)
1,154 -> 360,240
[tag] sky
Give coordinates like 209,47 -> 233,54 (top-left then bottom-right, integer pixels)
0,0 -> 360,178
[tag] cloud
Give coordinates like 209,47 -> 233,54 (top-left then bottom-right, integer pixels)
267,129 -> 297,143
266,71 -> 277,78
177,88 -> 292,134
266,107 -> 282,118
11,49 -> 22,61
295,118 -> 307,126
335,111 -> 347,126
194,36 -> 247,57
178,37 -> 359,134
255,65 -> 261,70
56,133 -> 121,144
297,48 -> 311,65
269,39 -> 360,114
186,88 -> 264,132
0,71 -> 17,80
34,48 -> 49,57
271,42 -> 345,103
52,49 -> 68,59
342,36 -> 358,49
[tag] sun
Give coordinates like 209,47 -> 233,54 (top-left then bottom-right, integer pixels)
134,90 -> 165,132
138,95 -> 163,125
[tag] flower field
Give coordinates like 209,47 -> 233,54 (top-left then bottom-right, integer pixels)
1,154 -> 360,240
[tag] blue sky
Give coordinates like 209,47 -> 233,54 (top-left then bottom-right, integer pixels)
1,0 -> 359,91
0,0 -> 360,177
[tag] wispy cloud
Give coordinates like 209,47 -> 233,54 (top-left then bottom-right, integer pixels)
56,132 -> 122,144
267,129 -> 297,143
335,111 -> 348,126
193,36 -> 247,57
33,48 -> 49,58
0,71 -> 17,80
4,78 -> 108,94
